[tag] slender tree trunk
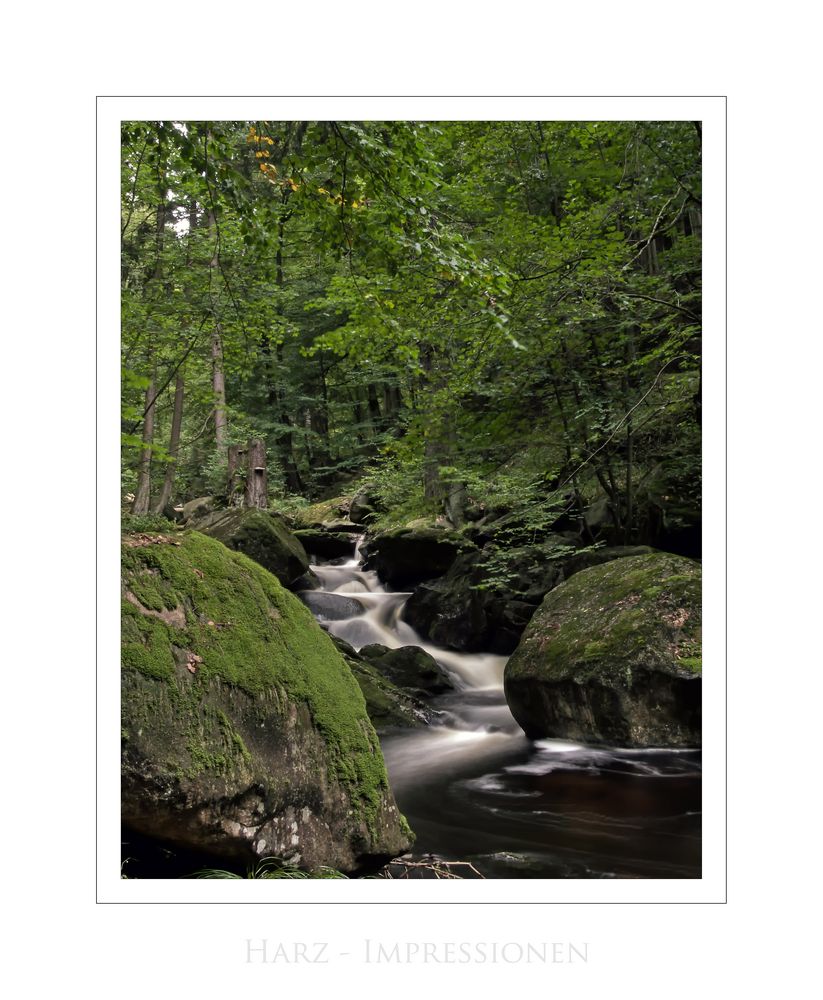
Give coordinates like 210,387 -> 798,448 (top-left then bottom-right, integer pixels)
623,329 -> 639,542
207,208 -> 228,458
153,371 -> 185,513
259,196 -> 303,494
366,383 -> 382,430
211,325 -> 228,454
420,344 -> 465,524
382,382 -> 402,419
420,346 -> 441,503
132,371 -> 156,514
132,192 -> 165,514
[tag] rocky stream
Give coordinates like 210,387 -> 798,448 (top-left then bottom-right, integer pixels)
304,539 -> 701,879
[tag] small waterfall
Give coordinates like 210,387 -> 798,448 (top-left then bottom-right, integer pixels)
305,540 -> 513,707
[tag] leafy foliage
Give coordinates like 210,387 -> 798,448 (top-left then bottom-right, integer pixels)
121,120 -> 700,545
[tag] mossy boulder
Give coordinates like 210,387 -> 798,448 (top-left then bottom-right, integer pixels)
181,496 -> 216,522
504,552 -> 701,747
189,508 -> 309,586
363,526 -> 477,588
292,496 -> 349,528
121,531 -> 412,873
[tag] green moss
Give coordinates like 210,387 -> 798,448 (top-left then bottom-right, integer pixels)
121,531 -> 391,833
580,640 -> 607,662
121,601 -> 176,681
507,552 -> 702,686
677,656 -> 702,674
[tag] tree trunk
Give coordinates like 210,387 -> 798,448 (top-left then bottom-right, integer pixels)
227,443 -> 248,505
132,192 -> 165,514
366,383 -> 382,430
211,326 -> 228,454
153,371 -> 185,513
419,344 -> 465,523
208,209 -> 228,457
244,438 -> 268,509
132,372 -> 156,514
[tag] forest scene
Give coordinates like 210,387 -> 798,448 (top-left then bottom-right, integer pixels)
120,119 -> 702,880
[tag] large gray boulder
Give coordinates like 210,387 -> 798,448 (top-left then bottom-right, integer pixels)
180,495 -> 216,523
349,487 -> 382,525
504,552 -> 701,747
188,507 -> 309,586
121,531 -> 412,873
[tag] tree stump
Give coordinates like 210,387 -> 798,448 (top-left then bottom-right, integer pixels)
244,438 -> 268,510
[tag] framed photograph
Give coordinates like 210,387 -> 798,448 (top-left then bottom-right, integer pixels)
99,96 -> 725,904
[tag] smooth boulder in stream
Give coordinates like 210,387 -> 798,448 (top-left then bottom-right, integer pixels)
330,636 -> 433,732
299,591 -> 366,621
294,529 -> 357,560
504,551 -> 701,747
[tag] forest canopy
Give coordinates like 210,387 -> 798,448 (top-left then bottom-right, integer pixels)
121,119 -> 701,547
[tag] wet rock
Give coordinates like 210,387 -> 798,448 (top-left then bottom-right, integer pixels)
322,520 -> 362,534
298,591 -> 366,621
363,526 -> 476,588
291,569 -> 323,591
403,539 -> 654,654
349,487 -> 382,525
180,496 -> 216,523
329,636 -> 432,732
504,552 -> 701,747
293,529 -> 356,560
359,644 -> 455,698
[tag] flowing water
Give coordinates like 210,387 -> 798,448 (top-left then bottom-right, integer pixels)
307,541 -> 701,879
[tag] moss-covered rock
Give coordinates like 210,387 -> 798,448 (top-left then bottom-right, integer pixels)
359,644 -> 455,699
121,531 -> 412,873
503,552 -> 701,747
189,508 -> 309,586
363,526 -> 477,588
292,496 -> 349,528
330,636 -> 432,732
349,486 -> 382,525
